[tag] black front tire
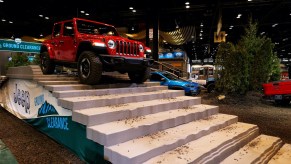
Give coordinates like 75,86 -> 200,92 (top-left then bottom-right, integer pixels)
128,67 -> 150,83
40,51 -> 55,74
77,51 -> 102,85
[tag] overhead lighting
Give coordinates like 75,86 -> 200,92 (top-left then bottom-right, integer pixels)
272,23 -> 278,27
80,11 -> 85,13
200,23 -> 203,27
248,0 -> 252,1
260,32 -> 265,35
39,14 -> 43,17
283,38 -> 288,41
40,34 -> 43,37
282,49 -> 286,52
275,42 -> 279,45
9,21 -> 13,24
225,34 -> 228,36
129,7 -> 133,10
288,53 -> 291,55
132,10 -> 136,13
0,0 -> 4,2
45,17 -> 49,20
185,2 -> 190,5
85,13 -> 89,16
1,19 -> 6,22
237,14 -> 242,19
186,5 -> 190,9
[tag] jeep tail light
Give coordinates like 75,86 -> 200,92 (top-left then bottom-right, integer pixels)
107,40 -> 116,49
92,42 -> 106,47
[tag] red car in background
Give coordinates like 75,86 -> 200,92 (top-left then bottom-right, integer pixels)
262,80 -> 291,105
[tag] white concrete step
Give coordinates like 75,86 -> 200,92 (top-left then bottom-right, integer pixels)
144,122 -> 259,164
268,144 -> 291,164
45,82 -> 160,92
45,84 -> 95,92
38,80 -> 80,85
33,76 -> 79,82
53,86 -> 168,98
105,114 -> 238,164
59,90 -> 186,110
221,135 -> 283,164
73,96 -> 201,126
87,104 -> 219,146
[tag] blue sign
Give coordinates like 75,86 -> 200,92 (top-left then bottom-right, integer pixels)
158,51 -> 185,59
0,39 -> 41,53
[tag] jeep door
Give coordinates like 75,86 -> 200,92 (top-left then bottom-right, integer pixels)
51,23 -> 62,59
58,21 -> 76,61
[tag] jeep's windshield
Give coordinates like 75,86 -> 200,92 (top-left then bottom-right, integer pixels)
76,20 -> 118,36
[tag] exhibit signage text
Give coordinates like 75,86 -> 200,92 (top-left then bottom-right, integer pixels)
0,39 -> 41,53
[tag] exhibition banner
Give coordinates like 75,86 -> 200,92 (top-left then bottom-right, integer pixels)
1,79 -> 104,163
158,51 -> 185,59
0,39 -> 41,53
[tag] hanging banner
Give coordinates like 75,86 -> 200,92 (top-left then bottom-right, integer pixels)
0,39 -> 41,53
158,51 -> 185,59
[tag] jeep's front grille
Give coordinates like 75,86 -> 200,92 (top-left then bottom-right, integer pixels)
116,41 -> 139,56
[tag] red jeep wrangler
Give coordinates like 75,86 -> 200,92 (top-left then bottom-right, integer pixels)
40,18 -> 153,84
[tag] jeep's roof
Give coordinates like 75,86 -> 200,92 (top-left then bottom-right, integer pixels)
53,18 -> 115,28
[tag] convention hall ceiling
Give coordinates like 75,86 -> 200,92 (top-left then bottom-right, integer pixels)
0,0 -> 290,60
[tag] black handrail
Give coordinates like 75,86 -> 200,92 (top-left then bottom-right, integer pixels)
151,61 -> 189,79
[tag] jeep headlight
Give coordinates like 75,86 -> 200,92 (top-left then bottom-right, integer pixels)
107,40 -> 116,49
139,44 -> 144,52
92,42 -> 106,47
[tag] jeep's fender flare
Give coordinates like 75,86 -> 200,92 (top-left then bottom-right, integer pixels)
76,41 -> 104,62
40,44 -> 56,60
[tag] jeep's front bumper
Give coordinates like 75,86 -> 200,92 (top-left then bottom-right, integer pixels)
100,55 -> 154,71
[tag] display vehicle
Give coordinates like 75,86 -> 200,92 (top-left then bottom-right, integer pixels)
190,65 -> 216,93
262,80 -> 291,105
150,71 -> 201,96
40,18 -> 153,84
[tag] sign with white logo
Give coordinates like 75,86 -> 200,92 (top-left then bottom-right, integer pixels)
0,39 -> 41,53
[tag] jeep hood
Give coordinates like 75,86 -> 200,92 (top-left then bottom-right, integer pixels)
79,34 -> 142,44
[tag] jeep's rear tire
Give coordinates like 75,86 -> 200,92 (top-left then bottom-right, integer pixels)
128,67 -> 150,83
78,51 -> 102,85
40,51 -> 55,74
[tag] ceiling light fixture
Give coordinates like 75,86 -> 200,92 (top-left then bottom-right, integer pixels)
272,23 -> 278,27
80,11 -> 85,13
2,19 -> 6,22
132,10 -> 136,13
200,23 -> 203,27
45,17 -> 49,20
129,7 -> 133,10
185,2 -> 190,5
9,21 -> 13,24
0,0 -> 4,3
85,13 -> 89,16
39,14 -> 43,17
248,0 -> 252,2
186,5 -> 190,9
